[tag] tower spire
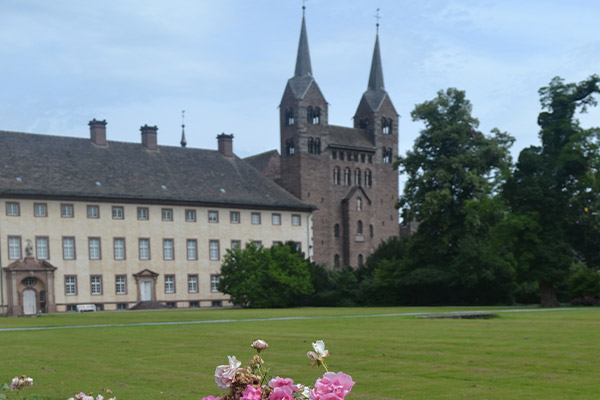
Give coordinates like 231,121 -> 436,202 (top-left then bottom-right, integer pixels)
368,24 -> 385,91
294,4 -> 312,77
180,110 -> 187,148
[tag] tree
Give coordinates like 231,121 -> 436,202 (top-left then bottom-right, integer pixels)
503,75 -> 600,307
394,88 -> 515,304
218,242 -> 314,308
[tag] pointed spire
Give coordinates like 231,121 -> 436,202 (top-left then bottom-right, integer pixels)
367,34 -> 385,91
294,11 -> 312,77
180,110 -> 187,148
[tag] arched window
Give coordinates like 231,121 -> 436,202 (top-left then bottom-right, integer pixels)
286,138 -> 295,155
308,137 -> 314,154
314,138 -> 321,154
344,168 -> 351,185
369,224 -> 374,238
333,167 -> 341,185
354,169 -> 361,186
358,254 -> 364,266
357,220 -> 363,234
334,254 -> 340,268
308,106 -> 321,125
334,224 -> 340,238
285,108 -> 295,126
357,197 -> 362,211
365,169 -> 372,187
383,147 -> 392,163
382,117 -> 392,134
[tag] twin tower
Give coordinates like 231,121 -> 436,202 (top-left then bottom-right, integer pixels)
256,11 -> 399,268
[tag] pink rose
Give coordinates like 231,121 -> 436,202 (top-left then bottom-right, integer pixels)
310,372 -> 355,400
268,385 -> 295,400
241,385 -> 262,400
201,396 -> 221,400
214,355 -> 241,389
269,376 -> 298,389
251,339 -> 269,352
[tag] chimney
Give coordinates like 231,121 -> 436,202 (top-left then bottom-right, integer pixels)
89,119 -> 107,146
140,125 -> 158,151
217,133 -> 234,157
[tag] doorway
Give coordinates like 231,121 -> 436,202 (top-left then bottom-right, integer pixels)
23,289 -> 36,315
141,281 -> 153,301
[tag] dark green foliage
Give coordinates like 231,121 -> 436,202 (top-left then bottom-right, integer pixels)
218,242 -> 314,308
504,75 -> 600,306
567,263 -> 600,300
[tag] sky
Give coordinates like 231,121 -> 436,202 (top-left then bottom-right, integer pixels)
1,0 -> 599,189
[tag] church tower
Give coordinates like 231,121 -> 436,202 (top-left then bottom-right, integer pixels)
275,9 -> 399,268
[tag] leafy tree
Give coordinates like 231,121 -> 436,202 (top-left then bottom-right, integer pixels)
503,75 -> 600,307
394,88 -> 515,304
218,242 -> 314,308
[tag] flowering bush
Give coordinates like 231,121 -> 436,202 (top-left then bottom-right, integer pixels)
66,388 -> 116,400
0,375 -> 38,400
202,339 -> 354,400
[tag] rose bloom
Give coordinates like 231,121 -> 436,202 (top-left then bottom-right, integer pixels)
251,339 -> 269,352
269,376 -> 298,389
201,396 -> 221,400
241,384 -> 262,400
312,340 -> 329,359
269,385 -> 296,400
214,355 -> 242,389
310,372 -> 355,400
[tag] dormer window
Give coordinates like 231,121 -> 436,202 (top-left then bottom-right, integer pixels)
382,117 -> 393,134
285,108 -> 295,126
285,138 -> 295,155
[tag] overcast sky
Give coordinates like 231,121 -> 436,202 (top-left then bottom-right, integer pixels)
1,0 -> 599,189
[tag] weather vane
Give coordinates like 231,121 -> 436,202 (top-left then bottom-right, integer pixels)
182,109 -> 185,129
302,0 -> 308,15
375,8 -> 381,33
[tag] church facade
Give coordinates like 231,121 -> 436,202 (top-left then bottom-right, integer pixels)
248,14 -> 399,268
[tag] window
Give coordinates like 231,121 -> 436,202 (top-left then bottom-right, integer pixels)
8,236 -> 21,259
308,106 -> 321,124
209,240 -> 220,261
370,224 -> 374,238
189,301 -> 200,308
63,237 -> 75,260
383,148 -> 393,163
354,169 -> 361,186
208,211 -> 219,223
161,208 -> 173,221
294,242 -> 302,252
91,275 -> 102,295
163,239 -> 174,260
358,254 -> 364,266
87,205 -> 99,219
251,212 -> 261,225
114,238 -> 125,260
333,167 -> 341,185
308,137 -> 314,154
89,237 -> 101,260
344,168 -> 351,185
292,214 -> 301,226
314,138 -> 321,154
35,237 -> 49,260
357,221 -> 363,235
61,204 -> 74,218
185,209 -> 196,222
115,275 -> 127,295
139,238 -> 150,260
164,275 -> 175,294
231,240 -> 241,250
359,118 -> 369,129
334,254 -> 340,268
112,206 -> 124,219
334,224 -> 340,238
6,202 -> 20,216
211,275 -> 220,292
285,138 -> 295,155
188,275 -> 198,293
230,211 -> 240,224
253,240 -> 263,247
361,153 -> 366,163
285,107 -> 295,126
117,303 -> 128,310
65,276 -> 77,296
382,117 -> 392,134
34,203 -> 47,217
340,151 -> 345,161
272,213 -> 281,225
368,155 -> 373,163
365,170 -> 372,187
137,207 -> 149,220
357,197 -> 362,211
187,239 -> 197,260
212,300 -> 223,307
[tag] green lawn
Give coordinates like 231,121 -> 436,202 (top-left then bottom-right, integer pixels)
0,307 -> 598,399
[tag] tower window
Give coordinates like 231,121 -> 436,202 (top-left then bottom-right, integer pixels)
383,147 -> 393,163
354,169 -> 361,186
344,168 -> 351,185
357,197 -> 362,211
334,254 -> 340,268
334,224 -> 340,238
382,117 -> 393,134
315,138 -> 321,154
359,118 -> 369,129
285,138 -> 295,155
308,137 -> 314,153
370,224 -> 374,238
285,108 -> 295,126
357,220 -> 363,235
308,106 -> 321,125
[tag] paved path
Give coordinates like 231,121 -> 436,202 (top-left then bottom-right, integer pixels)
0,307 -> 585,332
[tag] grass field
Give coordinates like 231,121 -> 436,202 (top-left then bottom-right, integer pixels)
0,307 -> 598,399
